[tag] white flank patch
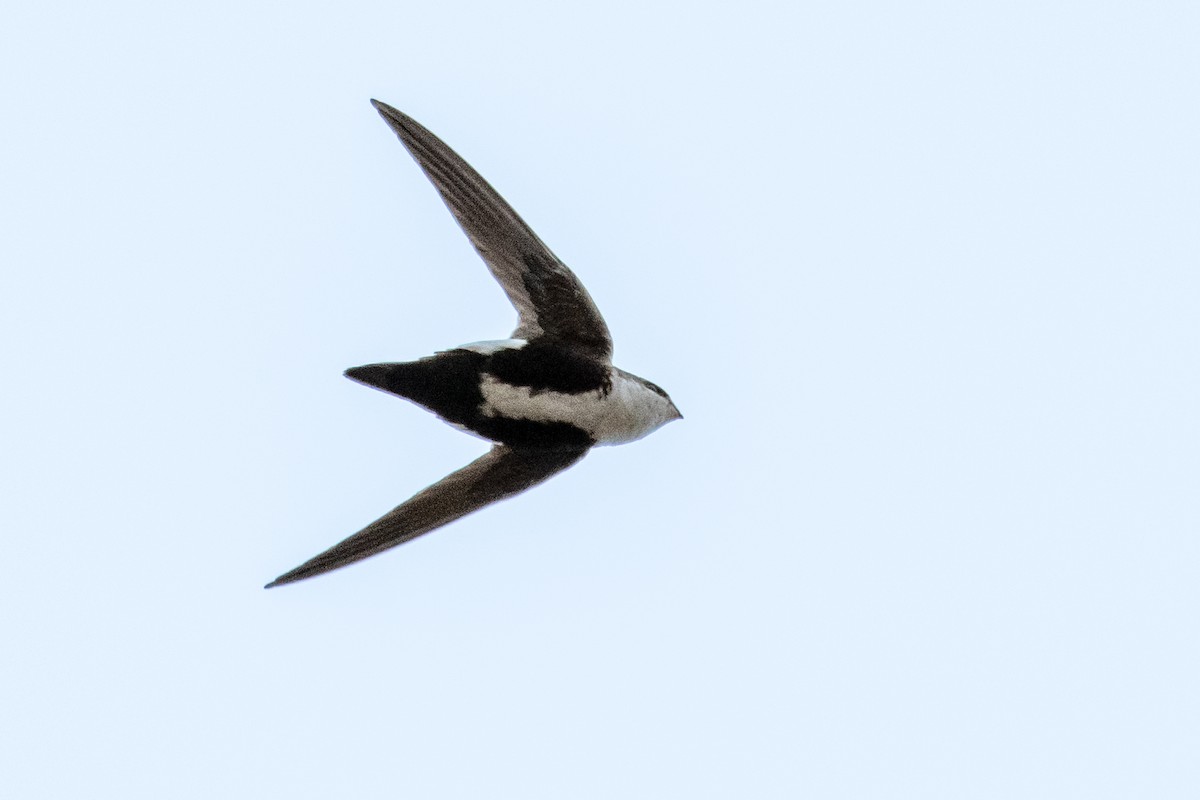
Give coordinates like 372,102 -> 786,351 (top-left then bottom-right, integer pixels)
478,370 -> 679,445
458,338 -> 527,355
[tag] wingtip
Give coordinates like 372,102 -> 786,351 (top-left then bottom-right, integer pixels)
264,573 -> 301,589
264,563 -> 325,589
370,98 -> 402,120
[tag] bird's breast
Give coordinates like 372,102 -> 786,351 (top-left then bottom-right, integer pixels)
477,370 -> 667,446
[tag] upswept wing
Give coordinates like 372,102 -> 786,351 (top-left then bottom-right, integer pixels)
265,445 -> 588,588
372,100 -> 612,362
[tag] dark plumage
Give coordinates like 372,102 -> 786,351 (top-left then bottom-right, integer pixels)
345,353 -> 596,450
265,101 -> 680,588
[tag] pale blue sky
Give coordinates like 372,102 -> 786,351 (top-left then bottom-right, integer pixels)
3,1 -> 1198,797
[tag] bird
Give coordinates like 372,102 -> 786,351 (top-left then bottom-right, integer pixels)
265,100 -> 682,588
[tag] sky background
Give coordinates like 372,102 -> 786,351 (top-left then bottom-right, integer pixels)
3,1 -> 1198,797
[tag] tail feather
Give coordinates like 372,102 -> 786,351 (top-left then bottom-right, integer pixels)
345,350 -> 487,424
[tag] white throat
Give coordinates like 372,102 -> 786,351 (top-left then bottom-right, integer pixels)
478,367 -> 679,446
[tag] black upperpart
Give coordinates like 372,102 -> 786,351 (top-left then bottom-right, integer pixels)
486,339 -> 611,395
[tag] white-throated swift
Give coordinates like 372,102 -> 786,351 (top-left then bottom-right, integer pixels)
265,100 -> 681,588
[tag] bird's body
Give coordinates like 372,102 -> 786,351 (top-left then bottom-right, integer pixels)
349,339 -> 676,449
266,100 -> 680,588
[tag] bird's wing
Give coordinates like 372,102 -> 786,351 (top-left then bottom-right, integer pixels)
265,445 -> 588,588
371,100 -> 613,362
